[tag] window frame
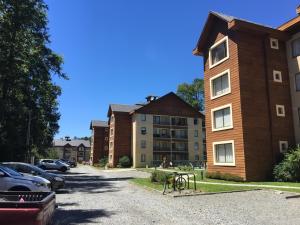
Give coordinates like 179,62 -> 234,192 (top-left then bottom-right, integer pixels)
141,140 -> 146,149
295,73 -> 300,92
141,114 -> 146,121
270,38 -> 279,50
279,141 -> 288,153
276,105 -> 285,117
292,38 -> 300,57
209,36 -> 230,69
141,127 -> 147,135
194,130 -> 198,137
213,140 -> 235,166
211,103 -> 233,132
273,70 -> 282,83
210,69 -> 231,99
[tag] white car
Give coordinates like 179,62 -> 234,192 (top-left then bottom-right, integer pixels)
0,165 -> 51,192
38,159 -> 70,172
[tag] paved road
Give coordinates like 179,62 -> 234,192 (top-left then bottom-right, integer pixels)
52,165 -> 300,225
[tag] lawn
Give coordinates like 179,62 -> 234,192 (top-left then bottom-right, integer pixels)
136,168 -> 300,193
130,178 -> 258,193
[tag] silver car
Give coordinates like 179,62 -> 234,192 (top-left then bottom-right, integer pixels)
38,159 -> 70,172
0,165 -> 51,191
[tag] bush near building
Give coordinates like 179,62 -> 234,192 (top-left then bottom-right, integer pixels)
118,156 -> 131,168
273,147 -> 300,182
205,171 -> 244,182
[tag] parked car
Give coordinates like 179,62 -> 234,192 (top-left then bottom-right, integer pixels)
0,191 -> 56,225
37,159 -> 70,172
0,165 -> 51,192
60,158 -> 77,167
2,162 -> 65,191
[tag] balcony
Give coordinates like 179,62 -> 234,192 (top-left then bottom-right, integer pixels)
153,134 -> 171,139
153,121 -> 170,125
171,134 -> 188,139
153,147 -> 171,152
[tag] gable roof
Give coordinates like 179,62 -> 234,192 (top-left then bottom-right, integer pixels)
193,11 -> 288,56
107,104 -> 142,117
53,139 -> 91,148
132,92 -> 204,118
90,120 -> 108,129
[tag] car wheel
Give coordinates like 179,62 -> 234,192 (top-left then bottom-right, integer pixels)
9,186 -> 31,191
60,166 -> 67,172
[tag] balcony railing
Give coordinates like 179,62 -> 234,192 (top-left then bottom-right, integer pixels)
153,147 -> 171,151
153,134 -> 170,138
171,122 -> 187,126
171,135 -> 188,139
153,121 -> 170,125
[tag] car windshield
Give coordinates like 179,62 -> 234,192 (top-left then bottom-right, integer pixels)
27,164 -> 45,174
0,165 -> 22,177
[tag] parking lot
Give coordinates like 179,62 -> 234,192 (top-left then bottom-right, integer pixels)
52,165 -> 300,225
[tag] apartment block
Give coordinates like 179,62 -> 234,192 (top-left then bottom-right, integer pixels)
89,120 -> 109,165
106,92 -> 204,167
193,8 -> 300,181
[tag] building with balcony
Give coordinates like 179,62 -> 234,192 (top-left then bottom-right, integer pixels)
106,92 -> 204,167
89,120 -> 109,165
193,7 -> 300,181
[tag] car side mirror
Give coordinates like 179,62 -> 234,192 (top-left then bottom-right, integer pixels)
0,171 -> 5,177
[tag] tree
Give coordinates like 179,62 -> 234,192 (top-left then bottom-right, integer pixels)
176,78 -> 204,111
0,0 -> 67,161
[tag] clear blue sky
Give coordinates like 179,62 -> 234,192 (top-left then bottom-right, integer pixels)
46,0 -> 300,138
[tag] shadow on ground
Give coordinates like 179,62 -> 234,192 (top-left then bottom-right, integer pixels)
51,209 -> 114,225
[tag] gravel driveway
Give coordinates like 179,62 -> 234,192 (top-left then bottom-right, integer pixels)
52,165 -> 300,225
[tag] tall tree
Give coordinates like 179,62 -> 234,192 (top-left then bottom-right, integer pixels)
0,0 -> 67,161
176,78 -> 204,111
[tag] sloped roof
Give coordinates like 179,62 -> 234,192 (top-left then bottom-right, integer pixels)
53,139 -> 91,148
110,104 -> 142,112
90,120 -> 108,129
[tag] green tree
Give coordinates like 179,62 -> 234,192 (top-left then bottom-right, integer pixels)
176,78 -> 204,111
0,0 -> 67,161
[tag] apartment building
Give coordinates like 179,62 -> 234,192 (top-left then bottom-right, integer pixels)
89,120 -> 109,165
107,92 -> 204,167
193,8 -> 300,181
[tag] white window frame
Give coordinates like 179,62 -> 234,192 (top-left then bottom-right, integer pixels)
210,69 -> 231,99
209,36 -> 230,69
213,140 -> 235,166
276,105 -> 285,117
279,141 -> 288,153
211,103 -> 233,132
273,70 -> 282,83
270,38 -> 279,49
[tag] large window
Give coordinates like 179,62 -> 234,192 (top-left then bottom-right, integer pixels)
213,141 -> 235,166
296,73 -> 300,91
209,36 -> 229,68
211,104 -> 233,131
141,127 -> 147,135
210,69 -> 231,99
292,38 -> 300,57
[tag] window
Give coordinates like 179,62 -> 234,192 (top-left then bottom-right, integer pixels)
195,154 -> 199,161
213,141 -> 235,166
141,127 -> 147,135
153,116 -> 160,124
210,69 -> 231,99
211,104 -> 233,131
141,140 -> 146,149
273,70 -> 282,83
209,36 -> 229,68
141,114 -> 146,121
194,142 -> 199,151
110,128 -> 114,136
141,154 -> 146,162
292,38 -> 300,57
109,154 -> 112,161
298,108 -> 300,126
194,130 -> 198,137
296,73 -> 300,91
194,118 -> 198,125
279,141 -> 288,153
110,115 -> 115,123
276,105 -> 285,117
109,141 -> 113,149
270,38 -> 279,49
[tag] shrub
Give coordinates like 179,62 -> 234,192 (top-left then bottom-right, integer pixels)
273,147 -> 300,182
150,170 -> 172,184
178,165 -> 193,171
118,156 -> 131,168
98,157 -> 108,167
205,171 -> 244,182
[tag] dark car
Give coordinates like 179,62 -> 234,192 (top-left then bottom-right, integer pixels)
60,159 -> 77,168
2,162 -> 65,191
